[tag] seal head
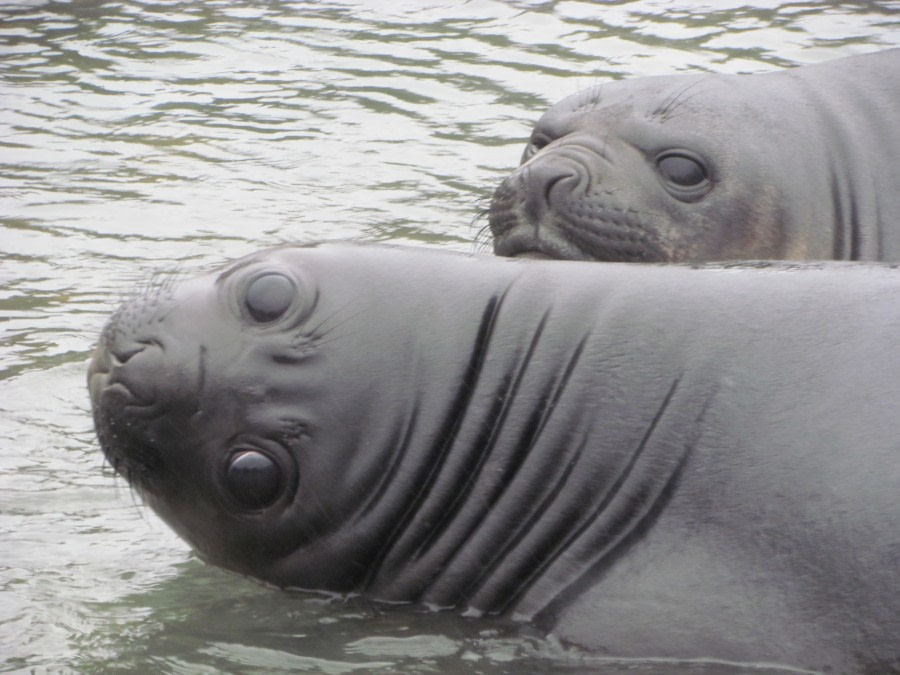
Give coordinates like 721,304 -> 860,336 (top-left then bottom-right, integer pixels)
88,244 -> 700,614
488,49 -> 900,262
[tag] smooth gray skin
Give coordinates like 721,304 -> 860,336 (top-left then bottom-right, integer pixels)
489,48 -> 900,263
89,243 -> 900,673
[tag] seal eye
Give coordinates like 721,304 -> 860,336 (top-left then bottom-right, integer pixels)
530,132 -> 551,151
224,450 -> 283,510
656,155 -> 706,187
245,273 -> 294,323
657,154 -> 707,187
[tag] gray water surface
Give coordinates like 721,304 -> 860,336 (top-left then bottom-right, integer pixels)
2,1 -> 899,672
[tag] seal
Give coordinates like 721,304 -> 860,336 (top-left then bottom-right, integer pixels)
487,48 -> 900,262
88,243 -> 900,673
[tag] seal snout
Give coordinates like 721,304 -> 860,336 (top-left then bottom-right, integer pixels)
110,341 -> 150,365
489,149 -> 666,262
93,332 -> 169,411
87,297 -> 189,491
488,158 -> 585,260
519,158 -> 582,225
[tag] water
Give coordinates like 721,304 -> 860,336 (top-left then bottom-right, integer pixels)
2,1 -> 898,672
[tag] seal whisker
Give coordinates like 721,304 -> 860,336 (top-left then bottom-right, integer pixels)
290,303 -> 367,352
304,301 -> 363,339
556,206 -> 671,262
471,207 -> 495,254
657,90 -> 707,121
652,78 -> 707,121
301,333 -> 353,351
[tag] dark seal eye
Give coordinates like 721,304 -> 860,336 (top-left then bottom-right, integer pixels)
245,273 -> 294,323
530,132 -> 551,151
657,154 -> 707,187
224,450 -> 283,510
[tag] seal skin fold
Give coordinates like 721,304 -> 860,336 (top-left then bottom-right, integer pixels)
488,48 -> 900,263
89,243 -> 900,673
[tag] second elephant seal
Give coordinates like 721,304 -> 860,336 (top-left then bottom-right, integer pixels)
488,48 -> 900,262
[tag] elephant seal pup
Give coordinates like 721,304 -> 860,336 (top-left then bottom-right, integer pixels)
488,48 -> 900,262
89,243 -> 900,673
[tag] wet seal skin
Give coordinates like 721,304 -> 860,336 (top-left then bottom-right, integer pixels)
487,49 -> 900,263
89,242 -> 900,673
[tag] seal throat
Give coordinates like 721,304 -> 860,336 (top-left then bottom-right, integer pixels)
355,288 -> 699,619
361,292 -> 509,594
461,376 -> 698,621
382,371 -> 699,619
526,377 -> 698,622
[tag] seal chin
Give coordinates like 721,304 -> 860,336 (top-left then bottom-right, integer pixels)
492,227 -> 586,261
513,251 -> 556,260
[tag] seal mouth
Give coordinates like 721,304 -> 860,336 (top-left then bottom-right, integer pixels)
88,340 -> 165,415
493,216 -> 671,263
513,251 -> 556,260
489,167 -> 672,263
492,228 -> 587,261
88,332 -> 172,493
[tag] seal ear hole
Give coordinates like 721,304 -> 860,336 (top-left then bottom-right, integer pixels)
656,153 -> 708,188
224,449 -> 284,510
244,273 -> 295,324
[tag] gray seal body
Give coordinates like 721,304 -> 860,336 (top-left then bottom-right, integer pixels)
89,243 -> 900,673
488,49 -> 900,262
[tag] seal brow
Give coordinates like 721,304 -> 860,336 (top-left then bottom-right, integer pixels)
214,256 -> 259,285
290,300 -> 363,351
502,376 -> 684,614
651,78 -> 707,121
363,288 -> 509,586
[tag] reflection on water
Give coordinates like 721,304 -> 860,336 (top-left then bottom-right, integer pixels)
1,1 -> 898,671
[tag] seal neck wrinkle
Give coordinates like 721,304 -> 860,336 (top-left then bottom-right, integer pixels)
350,271 -> 706,619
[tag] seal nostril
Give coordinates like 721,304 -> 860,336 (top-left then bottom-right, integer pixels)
112,344 -> 146,364
544,173 -> 571,204
111,339 -> 161,365
521,161 -> 580,224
